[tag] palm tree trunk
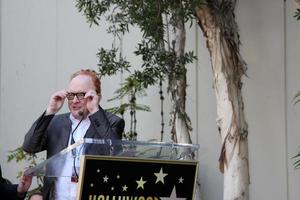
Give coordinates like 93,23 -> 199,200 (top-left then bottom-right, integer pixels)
196,3 -> 249,200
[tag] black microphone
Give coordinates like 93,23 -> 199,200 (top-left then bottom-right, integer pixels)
78,111 -> 84,117
71,111 -> 84,182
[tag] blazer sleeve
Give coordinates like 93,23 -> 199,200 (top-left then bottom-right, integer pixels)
88,106 -> 125,140
22,112 -> 54,154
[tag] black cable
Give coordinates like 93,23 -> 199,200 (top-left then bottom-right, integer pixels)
71,111 -> 84,182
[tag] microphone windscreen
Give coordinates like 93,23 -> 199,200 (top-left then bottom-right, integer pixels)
78,111 -> 84,116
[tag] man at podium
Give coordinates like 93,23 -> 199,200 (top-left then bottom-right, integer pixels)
22,69 -> 125,200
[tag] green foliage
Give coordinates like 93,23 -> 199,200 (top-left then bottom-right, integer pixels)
134,39 -> 197,84
7,147 -> 44,198
76,0 -> 201,140
106,103 -> 150,116
293,7 -> 300,169
294,92 -> 300,169
295,8 -> 300,21
293,148 -> 300,169
97,48 -> 131,76
293,90 -> 300,105
105,76 -> 151,140
108,76 -> 147,100
106,76 -> 150,116
76,0 -> 201,39
76,0 -> 111,26
76,0 -> 201,82
7,147 -> 39,168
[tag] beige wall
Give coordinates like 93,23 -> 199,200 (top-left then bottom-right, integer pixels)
286,1 -> 300,200
1,0 -> 300,199
238,1 -> 287,199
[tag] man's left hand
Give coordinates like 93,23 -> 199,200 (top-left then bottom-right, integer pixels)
85,90 -> 101,115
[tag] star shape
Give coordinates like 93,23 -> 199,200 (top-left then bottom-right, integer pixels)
154,168 -> 168,184
178,177 -> 184,183
122,185 -> 128,191
136,177 -> 147,189
160,186 -> 186,200
103,175 -> 109,183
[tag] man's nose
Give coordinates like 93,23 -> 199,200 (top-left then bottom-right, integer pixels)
72,96 -> 80,103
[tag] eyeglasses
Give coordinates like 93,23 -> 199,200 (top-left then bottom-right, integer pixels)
66,92 -> 86,100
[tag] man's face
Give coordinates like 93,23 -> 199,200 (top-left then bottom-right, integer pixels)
67,75 -> 95,119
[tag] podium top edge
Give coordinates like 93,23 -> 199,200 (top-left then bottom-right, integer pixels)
82,138 -> 200,149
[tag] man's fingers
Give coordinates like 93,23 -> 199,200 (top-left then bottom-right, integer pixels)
85,90 -> 98,98
53,90 -> 67,101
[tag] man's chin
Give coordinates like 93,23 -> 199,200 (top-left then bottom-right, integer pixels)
71,110 -> 83,118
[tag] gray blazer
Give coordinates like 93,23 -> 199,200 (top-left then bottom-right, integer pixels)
22,107 -> 125,200
23,106 -> 125,158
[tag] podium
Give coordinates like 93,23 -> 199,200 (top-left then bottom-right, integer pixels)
25,138 -> 199,200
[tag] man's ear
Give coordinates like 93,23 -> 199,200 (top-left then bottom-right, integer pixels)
98,93 -> 102,103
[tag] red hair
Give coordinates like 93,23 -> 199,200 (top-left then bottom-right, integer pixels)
71,69 -> 101,94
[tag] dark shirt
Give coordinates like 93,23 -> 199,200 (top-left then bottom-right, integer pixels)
0,165 -> 25,200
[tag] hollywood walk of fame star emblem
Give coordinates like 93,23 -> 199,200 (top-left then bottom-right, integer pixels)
103,175 -> 109,182
122,185 -> 128,191
160,186 -> 186,200
136,177 -> 147,189
154,167 -> 168,184
178,177 -> 184,183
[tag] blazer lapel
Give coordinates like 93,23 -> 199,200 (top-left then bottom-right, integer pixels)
60,115 -> 72,149
84,108 -> 107,139
84,124 -> 96,139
